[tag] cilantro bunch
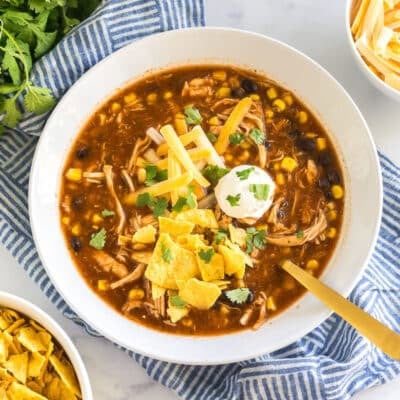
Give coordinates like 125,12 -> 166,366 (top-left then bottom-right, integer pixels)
0,0 -> 100,134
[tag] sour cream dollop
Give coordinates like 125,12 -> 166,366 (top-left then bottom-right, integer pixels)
215,165 -> 275,219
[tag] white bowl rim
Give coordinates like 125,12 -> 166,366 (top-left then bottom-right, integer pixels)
29,27 -> 383,365
345,0 -> 400,100
0,290 -> 93,398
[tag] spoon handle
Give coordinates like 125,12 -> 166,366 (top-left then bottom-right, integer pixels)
281,260 -> 400,360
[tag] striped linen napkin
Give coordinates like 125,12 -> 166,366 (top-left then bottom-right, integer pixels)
0,1 -> 399,399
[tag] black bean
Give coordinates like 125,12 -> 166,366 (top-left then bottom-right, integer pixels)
318,151 -> 333,166
71,196 -> 84,210
325,190 -> 334,201
265,141 -> 272,150
75,146 -> 89,160
327,169 -> 341,185
295,137 -> 316,152
241,78 -> 258,94
231,87 -> 246,99
288,129 -> 301,139
70,236 -> 81,252
318,176 -> 330,191
247,289 -> 255,304
278,209 -> 285,219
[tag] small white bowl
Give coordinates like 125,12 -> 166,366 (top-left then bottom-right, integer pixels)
345,0 -> 400,102
0,291 -> 93,399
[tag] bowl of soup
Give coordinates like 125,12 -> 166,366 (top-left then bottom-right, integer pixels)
29,28 -> 382,364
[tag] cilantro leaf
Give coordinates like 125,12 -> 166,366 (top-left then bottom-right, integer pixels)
144,164 -> 168,186
249,128 -> 265,144
1,98 -> 22,128
245,228 -> 267,254
24,84 -> 55,114
224,288 -> 251,304
296,230 -> 304,239
202,165 -> 230,186
172,186 -> 196,212
229,132 -> 245,145
2,39 -> 21,85
206,131 -> 217,143
226,193 -> 241,207
136,192 -> 168,217
236,167 -> 254,181
184,106 -> 202,125
214,229 -> 227,244
198,248 -> 215,264
89,228 -> 106,250
161,243 -> 173,263
170,295 -> 186,308
249,183 -> 270,201
101,209 -> 115,217
136,192 -> 152,208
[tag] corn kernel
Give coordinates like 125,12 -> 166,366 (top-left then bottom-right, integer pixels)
331,185 -> 344,199
111,102 -> 121,113
238,150 -> 250,162
97,280 -> 109,291
266,296 -> 277,311
326,227 -> 337,239
327,210 -> 337,222
276,173 -> 286,185
225,153 -> 233,162
281,247 -> 292,255
283,94 -> 293,105
99,113 -> 106,126
267,87 -> 278,100
241,141 -> 251,149
305,132 -> 318,138
208,116 -> 220,126
298,111 -> 308,124
273,98 -> 286,112
212,70 -> 227,81
256,224 -> 268,231
92,213 -> 103,224
62,216 -> 70,226
128,288 -> 145,300
306,259 -> 319,270
163,91 -> 173,100
273,162 -> 280,171
146,93 -> 158,104
133,243 -> 147,250
65,168 -> 82,182
181,318 -> 193,328
137,168 -> 146,183
250,93 -> 260,101
216,87 -> 231,98
316,137 -> 327,151
327,201 -> 336,210
174,113 -> 188,135
124,93 -> 137,104
222,82 -> 229,87
92,225 -> 99,230
281,157 -> 298,172
229,76 -> 240,88
236,279 -> 245,288
220,304 -> 230,315
71,223 -> 81,236
265,109 -> 274,119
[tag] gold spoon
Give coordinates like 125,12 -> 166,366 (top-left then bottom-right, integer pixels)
281,260 -> 400,360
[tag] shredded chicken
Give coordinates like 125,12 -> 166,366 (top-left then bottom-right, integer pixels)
252,292 -> 267,330
155,294 -> 166,318
121,169 -> 135,192
103,165 -> 126,234
266,197 -> 286,231
127,136 -> 151,173
238,217 -> 257,226
267,210 -> 328,247
305,159 -> 319,185
110,263 -> 146,290
122,300 -> 143,313
83,171 -> 105,180
92,251 -> 128,278
182,77 -> 215,98
198,193 -> 217,209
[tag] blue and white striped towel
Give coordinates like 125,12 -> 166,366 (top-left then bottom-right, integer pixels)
0,1 -> 399,399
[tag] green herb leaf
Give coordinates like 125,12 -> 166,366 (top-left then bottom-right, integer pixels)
136,192 -> 168,217
172,186 -> 196,212
101,209 -> 115,217
249,183 -> 270,201
144,164 -> 168,186
214,229 -> 228,244
224,288 -> 251,304
202,165 -> 230,186
161,243 -> 173,263
245,228 -> 267,254
296,230 -> 304,239
229,132 -> 245,145
226,194 -> 241,207
249,128 -> 265,145
24,84 -> 55,114
89,228 -> 106,250
198,248 -> 215,264
206,131 -> 217,143
136,192 -> 152,208
184,106 -> 202,124
170,295 -> 186,308
1,98 -> 22,128
236,167 -> 254,181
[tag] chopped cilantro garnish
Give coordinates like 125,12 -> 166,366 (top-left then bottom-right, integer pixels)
89,228 -> 106,250
136,192 -> 152,208
161,243 -> 173,263
184,106 -> 202,124
236,167 -> 254,181
249,183 -> 270,201
214,229 -> 228,244
144,164 -> 168,186
202,165 -> 230,186
206,131 -> 217,143
226,193 -> 241,206
229,132 -> 245,145
170,295 -> 186,308
249,128 -> 265,144
198,248 -> 215,264
136,192 -> 168,218
245,227 -> 267,254
296,230 -> 304,239
224,288 -> 251,304
172,186 -> 196,212
101,209 -> 115,217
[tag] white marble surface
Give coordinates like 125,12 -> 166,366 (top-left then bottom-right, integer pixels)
1,0 -> 400,398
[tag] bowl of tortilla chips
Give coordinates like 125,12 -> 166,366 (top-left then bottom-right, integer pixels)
0,291 -> 92,399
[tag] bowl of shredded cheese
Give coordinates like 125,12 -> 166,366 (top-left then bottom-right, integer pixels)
346,0 -> 400,100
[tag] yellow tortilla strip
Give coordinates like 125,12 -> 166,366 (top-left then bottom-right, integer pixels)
196,248 -> 225,282
16,328 -> 47,353
175,209 -> 218,229
4,352 -> 28,384
168,151 -> 182,204
218,244 -> 246,279
157,148 -> 211,170
49,355 -> 81,398
7,381 -> 47,400
159,217 -> 195,237
179,278 -> 221,310
157,130 -> 201,156
28,352 -> 46,378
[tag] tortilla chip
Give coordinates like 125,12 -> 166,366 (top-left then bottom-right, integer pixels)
167,305 -> 189,323
16,328 -> 47,353
196,248 -> 225,282
175,209 -> 218,228
179,278 -> 221,310
28,352 -> 46,378
4,352 -> 28,384
176,234 -> 207,250
44,377 -> 76,400
218,244 -> 246,279
0,336 -> 8,363
49,356 -> 81,398
151,283 -> 166,300
132,225 -> 157,244
159,217 -> 195,236
6,381 -> 47,400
